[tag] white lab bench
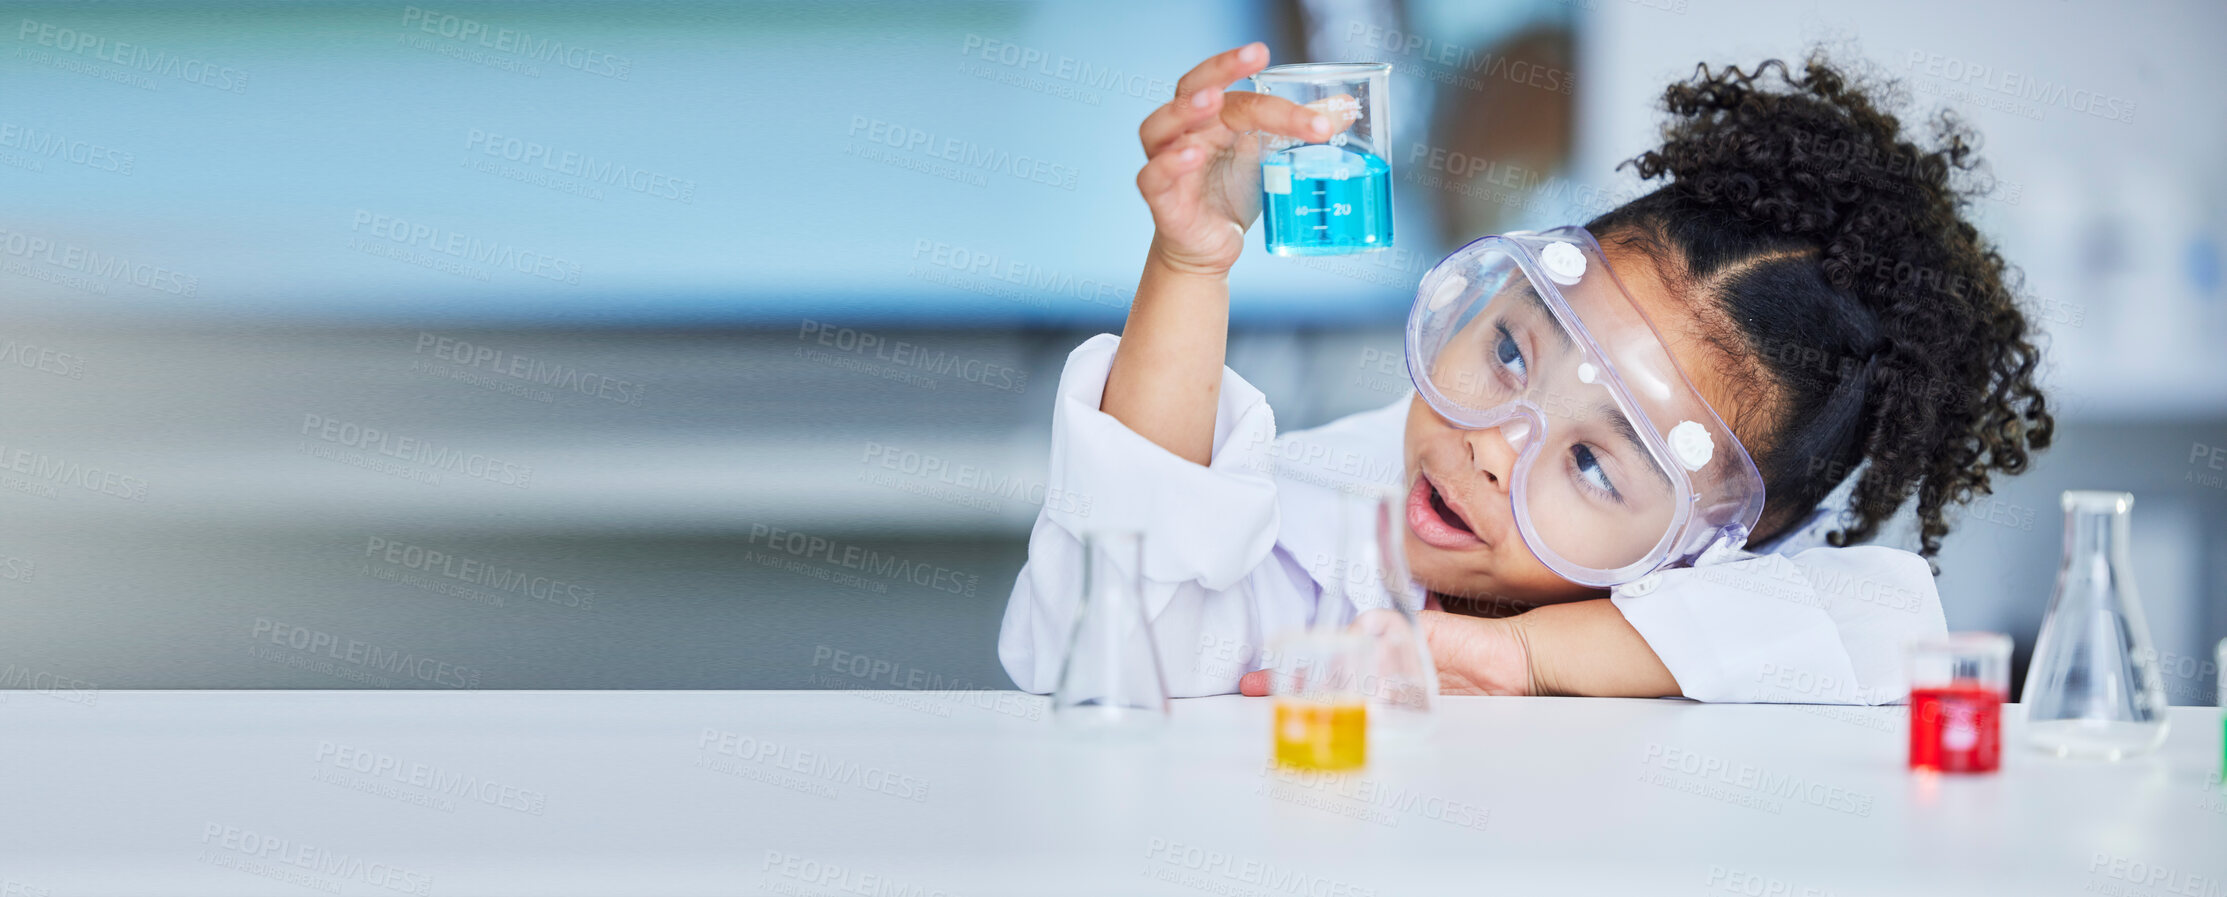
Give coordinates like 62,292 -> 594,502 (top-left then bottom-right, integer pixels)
3,690 -> 2222,895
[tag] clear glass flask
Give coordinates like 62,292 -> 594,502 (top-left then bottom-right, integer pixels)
1052,531 -> 1170,732
1345,484 -> 1438,738
1248,63 -> 1393,256
2019,491 -> 2170,759
1266,485 -> 1441,769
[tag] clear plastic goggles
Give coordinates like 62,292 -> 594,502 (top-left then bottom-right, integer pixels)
1405,226 -> 1766,587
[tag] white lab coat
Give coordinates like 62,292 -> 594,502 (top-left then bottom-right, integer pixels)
998,334 -> 1947,704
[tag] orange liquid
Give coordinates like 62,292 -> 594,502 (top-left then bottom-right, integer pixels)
1274,699 -> 1366,771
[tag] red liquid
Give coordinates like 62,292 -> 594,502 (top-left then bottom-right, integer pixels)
1908,682 -> 2003,773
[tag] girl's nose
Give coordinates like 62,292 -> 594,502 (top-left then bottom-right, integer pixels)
1463,422 -> 1527,494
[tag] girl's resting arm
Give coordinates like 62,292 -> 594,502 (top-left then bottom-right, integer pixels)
1426,546 -> 1946,704
1607,546 -> 1947,704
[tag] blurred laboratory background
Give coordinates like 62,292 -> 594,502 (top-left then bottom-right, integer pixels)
2,0 -> 2221,700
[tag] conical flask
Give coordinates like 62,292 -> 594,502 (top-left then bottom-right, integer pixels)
2020,491 -> 2170,759
1344,484 -> 1439,738
1052,530 -> 1170,732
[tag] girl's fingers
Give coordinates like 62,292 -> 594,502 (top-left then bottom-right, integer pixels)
1221,91 -> 1334,143
1140,41 -> 1268,155
1238,669 -> 1271,697
1137,85 -> 1223,157
1171,41 -> 1269,108
1133,137 -> 1208,204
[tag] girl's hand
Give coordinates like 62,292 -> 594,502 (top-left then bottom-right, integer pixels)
1136,42 -> 1343,277
1419,610 -> 1536,696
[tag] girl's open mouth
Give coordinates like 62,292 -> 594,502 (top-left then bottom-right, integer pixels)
1407,471 -> 1485,551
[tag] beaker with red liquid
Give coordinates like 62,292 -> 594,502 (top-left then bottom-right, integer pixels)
1905,633 -> 2011,774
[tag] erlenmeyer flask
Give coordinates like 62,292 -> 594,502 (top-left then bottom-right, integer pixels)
1343,485 -> 1438,738
1052,531 -> 1170,732
2020,491 -> 2170,759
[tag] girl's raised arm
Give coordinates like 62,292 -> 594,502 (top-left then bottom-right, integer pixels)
1103,42 -> 1337,465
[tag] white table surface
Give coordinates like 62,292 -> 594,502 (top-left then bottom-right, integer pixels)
3,690 -> 2222,896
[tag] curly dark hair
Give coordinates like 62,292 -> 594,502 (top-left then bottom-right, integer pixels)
1585,53 -> 2053,562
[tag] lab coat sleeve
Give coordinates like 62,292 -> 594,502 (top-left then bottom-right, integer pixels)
1609,546 -> 1947,704
998,334 -> 1314,697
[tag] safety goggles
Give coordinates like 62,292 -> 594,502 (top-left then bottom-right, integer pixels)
1404,226 -> 1766,587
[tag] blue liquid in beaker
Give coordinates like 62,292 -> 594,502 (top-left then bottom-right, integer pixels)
1260,144 -> 1392,256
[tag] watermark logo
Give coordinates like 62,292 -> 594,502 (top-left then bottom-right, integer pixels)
359,535 -> 595,611
1903,50 -> 2137,124
1254,765 -> 1490,831
16,19 -> 248,92
0,121 -> 134,175
412,331 -> 645,407
858,439 -> 1085,517
2189,442 -> 2227,492
1345,22 -> 1573,95
956,34 -> 1173,108
797,319 -> 1031,393
2086,853 -> 2224,897
0,335 -> 86,380
198,823 -> 432,896
1640,741 -> 1877,818
759,851 -> 952,897
298,412 -> 534,488
397,6 -> 631,80
460,128 -> 694,203
247,617 -> 484,688
844,115 -> 1079,192
1705,864 -> 1839,897
0,440 -> 149,502
310,740 -> 547,817
808,646 -> 1045,721
745,524 -> 981,597
1406,142 -> 1639,221
696,730 -> 931,803
0,663 -> 96,705
1140,836 -> 1380,897
347,209 -> 582,286
0,227 -> 199,297
907,238 -> 1130,312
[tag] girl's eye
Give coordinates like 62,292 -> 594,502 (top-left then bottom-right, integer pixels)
1571,444 -> 1621,501
1493,325 -> 1527,380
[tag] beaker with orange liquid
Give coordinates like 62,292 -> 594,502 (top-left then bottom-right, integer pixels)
1267,627 -> 1370,771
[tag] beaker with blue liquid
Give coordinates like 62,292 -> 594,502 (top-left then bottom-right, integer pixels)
1249,63 -> 1393,256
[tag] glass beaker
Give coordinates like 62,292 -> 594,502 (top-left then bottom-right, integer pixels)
1906,633 -> 2011,773
1248,63 -> 1393,257
2021,491 -> 2170,759
1342,484 -> 1438,738
1267,625 -> 1369,771
1052,531 -> 1170,733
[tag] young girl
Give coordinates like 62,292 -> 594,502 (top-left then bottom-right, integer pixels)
999,45 -> 2051,704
